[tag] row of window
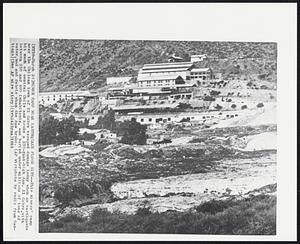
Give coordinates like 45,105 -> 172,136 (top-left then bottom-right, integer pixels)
133,113 -> 239,123
191,76 -> 208,79
191,72 -> 210,75
140,80 -> 174,86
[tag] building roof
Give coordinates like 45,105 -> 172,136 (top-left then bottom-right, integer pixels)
142,62 -> 193,70
191,54 -> 207,58
39,91 -> 90,95
138,75 -> 183,82
139,68 -> 191,74
191,68 -> 211,72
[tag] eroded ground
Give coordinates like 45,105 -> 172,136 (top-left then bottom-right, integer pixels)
39,121 -> 277,221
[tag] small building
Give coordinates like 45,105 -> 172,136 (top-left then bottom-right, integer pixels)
39,91 -> 91,106
168,54 -> 184,63
190,68 -> 213,83
106,76 -> 133,86
190,54 -> 208,63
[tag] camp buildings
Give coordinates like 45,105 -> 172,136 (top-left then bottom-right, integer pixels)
107,61 -> 212,100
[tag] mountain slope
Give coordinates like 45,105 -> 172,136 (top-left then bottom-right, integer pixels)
39,39 -> 277,92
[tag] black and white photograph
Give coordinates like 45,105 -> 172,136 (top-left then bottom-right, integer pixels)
3,3 -> 297,241
38,39 -> 277,234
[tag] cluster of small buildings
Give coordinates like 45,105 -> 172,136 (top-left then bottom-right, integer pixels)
39,54 -> 230,130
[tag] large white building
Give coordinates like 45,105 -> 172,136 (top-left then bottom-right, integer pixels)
39,91 -> 92,106
137,62 -> 194,80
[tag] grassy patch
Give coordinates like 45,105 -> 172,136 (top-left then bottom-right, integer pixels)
40,194 -> 276,235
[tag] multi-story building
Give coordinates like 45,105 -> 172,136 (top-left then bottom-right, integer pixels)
190,68 -> 213,82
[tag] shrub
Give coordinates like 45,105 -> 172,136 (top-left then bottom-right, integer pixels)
241,105 -> 248,110
189,137 -> 205,143
180,117 -> 190,122
247,81 -> 253,87
195,199 -> 237,214
136,207 -> 152,217
231,104 -> 237,109
214,104 -> 223,110
177,103 -> 192,109
60,214 -> 86,223
257,102 -> 264,108
210,90 -> 221,96
203,96 -> 216,102
78,132 -> 96,141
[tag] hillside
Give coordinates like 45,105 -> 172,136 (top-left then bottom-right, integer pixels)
39,39 -> 277,92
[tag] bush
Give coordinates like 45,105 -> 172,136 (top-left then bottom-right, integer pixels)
78,132 -> 96,141
180,117 -> 190,122
241,105 -> 248,110
257,102 -> 264,108
177,103 -> 192,109
214,104 -> 223,110
210,90 -> 221,96
231,104 -> 237,109
195,199 -> 237,214
53,178 -> 113,205
136,207 -> 152,216
60,214 -> 86,223
189,137 -> 205,143
203,96 -> 216,102
247,81 -> 253,87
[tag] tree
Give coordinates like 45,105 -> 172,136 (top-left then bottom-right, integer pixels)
241,105 -> 248,110
95,109 -> 116,131
231,104 -> 237,109
39,115 -> 79,145
118,118 -> 147,145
